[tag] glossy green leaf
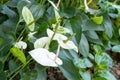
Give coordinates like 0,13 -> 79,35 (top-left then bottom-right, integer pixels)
112,45 -> 120,53
35,64 -> 47,80
95,53 -> 113,67
93,45 -> 102,54
63,7 -> 76,18
74,58 -> 93,68
91,16 -> 103,24
103,15 -> 113,38
70,15 -> 82,44
59,49 -> 82,80
0,61 -> 3,72
9,60 -> 18,73
79,71 -> 91,80
30,4 -> 45,18
79,34 -> 89,57
99,71 -> 116,80
10,47 -> 26,65
0,71 -> 7,80
93,77 -> 106,80
82,20 -> 104,31
84,31 -> 103,45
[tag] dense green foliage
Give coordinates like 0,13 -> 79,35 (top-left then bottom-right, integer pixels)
0,0 -> 120,80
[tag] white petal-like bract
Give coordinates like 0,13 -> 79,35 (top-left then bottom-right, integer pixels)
15,41 -> 27,49
34,37 -> 50,49
47,28 -> 78,52
29,48 -> 63,67
22,6 -> 35,31
47,29 -> 67,40
58,40 -> 78,53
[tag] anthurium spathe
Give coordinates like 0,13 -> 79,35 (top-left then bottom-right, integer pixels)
15,41 -> 27,49
29,48 -> 63,67
47,28 -> 67,41
34,37 -> 50,49
47,29 -> 78,52
22,6 -> 35,31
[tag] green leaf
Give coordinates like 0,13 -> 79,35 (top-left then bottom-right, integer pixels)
93,45 -> 102,54
0,61 -> 3,72
0,71 -> 7,80
91,16 -> 103,24
84,31 -> 103,45
70,15 -> 82,44
30,4 -> 45,18
112,45 -> 120,53
0,38 -> 3,45
9,60 -> 18,73
35,64 -> 47,80
74,58 -> 93,68
93,77 -> 106,80
99,71 -> 116,80
79,34 -> 89,57
79,71 -> 91,80
7,0 -> 20,7
10,47 -> 26,65
95,53 -> 113,67
82,20 -> 104,31
59,49 -> 82,80
22,6 -> 35,31
63,7 -> 76,18
103,15 -> 113,38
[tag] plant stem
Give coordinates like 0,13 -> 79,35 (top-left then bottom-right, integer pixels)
9,58 -> 32,80
50,22 -> 60,42
54,44 -> 60,61
15,21 -> 20,35
3,52 -> 11,64
87,0 -> 92,5
64,33 -> 76,43
57,0 -> 61,7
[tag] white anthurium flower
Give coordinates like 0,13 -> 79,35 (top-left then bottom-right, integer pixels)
47,29 -> 78,52
34,37 -> 50,49
58,40 -> 78,53
28,32 -> 36,37
47,28 -> 67,41
84,0 -> 98,14
29,48 -> 63,67
22,6 -> 35,31
15,41 -> 27,49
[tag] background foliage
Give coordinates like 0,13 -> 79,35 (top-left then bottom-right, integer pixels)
0,0 -> 120,80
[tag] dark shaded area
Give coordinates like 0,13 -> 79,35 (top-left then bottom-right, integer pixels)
47,68 -> 66,80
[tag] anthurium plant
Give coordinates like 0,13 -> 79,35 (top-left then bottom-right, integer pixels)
0,0 -> 120,80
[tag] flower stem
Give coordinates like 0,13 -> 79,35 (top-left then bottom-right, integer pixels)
54,44 -> 60,61
64,33 -> 76,43
9,58 -> 33,80
87,0 -> 92,5
57,0 -> 61,8
50,22 -> 60,42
